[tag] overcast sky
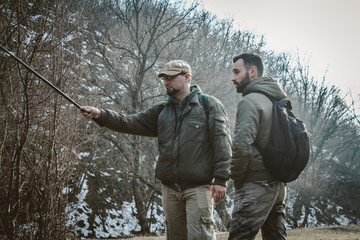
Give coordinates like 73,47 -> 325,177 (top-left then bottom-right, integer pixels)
199,0 -> 360,113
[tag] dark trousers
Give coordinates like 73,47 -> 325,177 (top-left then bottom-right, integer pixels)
228,181 -> 287,240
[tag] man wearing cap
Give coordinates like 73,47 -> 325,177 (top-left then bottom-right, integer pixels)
81,60 -> 232,239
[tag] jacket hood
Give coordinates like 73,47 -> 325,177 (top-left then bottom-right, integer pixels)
189,85 -> 202,96
243,77 -> 287,101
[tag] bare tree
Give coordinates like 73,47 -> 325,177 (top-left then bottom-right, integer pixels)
171,12 -> 267,230
0,0 -> 90,238
3,0 -> 358,237
283,56 -> 360,228
73,0 -> 199,236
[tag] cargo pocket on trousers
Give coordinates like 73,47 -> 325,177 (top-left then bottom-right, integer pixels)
200,216 -> 215,239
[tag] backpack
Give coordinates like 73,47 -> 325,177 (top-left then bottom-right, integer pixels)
250,90 -> 311,183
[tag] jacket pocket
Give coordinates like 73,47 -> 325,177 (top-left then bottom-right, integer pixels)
214,115 -> 230,136
200,216 -> 215,239
186,120 -> 206,142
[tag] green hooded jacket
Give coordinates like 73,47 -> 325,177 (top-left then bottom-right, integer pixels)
230,77 -> 288,186
95,85 -> 232,191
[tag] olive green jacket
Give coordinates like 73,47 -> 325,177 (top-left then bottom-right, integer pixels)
230,77 -> 287,186
95,85 -> 232,191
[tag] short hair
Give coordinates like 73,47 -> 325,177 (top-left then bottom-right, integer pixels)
233,53 -> 264,77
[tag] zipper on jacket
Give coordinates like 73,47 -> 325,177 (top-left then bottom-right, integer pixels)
175,104 -> 193,190
171,103 -> 182,190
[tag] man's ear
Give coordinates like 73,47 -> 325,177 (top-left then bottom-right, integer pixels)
185,73 -> 191,83
249,66 -> 258,80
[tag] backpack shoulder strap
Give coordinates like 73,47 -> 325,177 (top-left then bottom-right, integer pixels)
198,94 -> 209,119
247,90 -> 292,110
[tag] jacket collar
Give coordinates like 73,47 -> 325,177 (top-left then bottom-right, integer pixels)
168,85 -> 202,105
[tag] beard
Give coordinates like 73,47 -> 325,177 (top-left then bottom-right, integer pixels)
236,72 -> 251,93
166,88 -> 180,96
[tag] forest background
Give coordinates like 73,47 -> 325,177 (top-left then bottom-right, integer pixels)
0,0 -> 359,239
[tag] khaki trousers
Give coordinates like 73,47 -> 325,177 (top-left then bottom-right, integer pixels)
162,184 -> 216,240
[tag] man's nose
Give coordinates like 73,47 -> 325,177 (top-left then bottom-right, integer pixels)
163,79 -> 171,86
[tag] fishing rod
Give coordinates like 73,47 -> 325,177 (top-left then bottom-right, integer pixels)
0,44 -> 85,112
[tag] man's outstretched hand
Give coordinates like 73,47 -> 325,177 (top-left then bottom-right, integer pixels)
81,106 -> 101,120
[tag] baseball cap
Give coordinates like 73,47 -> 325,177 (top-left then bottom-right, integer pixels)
158,60 -> 191,78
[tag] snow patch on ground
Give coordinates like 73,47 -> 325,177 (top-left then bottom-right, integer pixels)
66,175 -> 165,238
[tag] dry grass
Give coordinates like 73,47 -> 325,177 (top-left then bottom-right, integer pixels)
275,225 -> 360,240
108,225 -> 360,240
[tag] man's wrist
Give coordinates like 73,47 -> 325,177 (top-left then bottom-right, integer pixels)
213,178 -> 227,187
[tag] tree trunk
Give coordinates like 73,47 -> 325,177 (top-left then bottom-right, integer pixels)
132,178 -> 150,234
